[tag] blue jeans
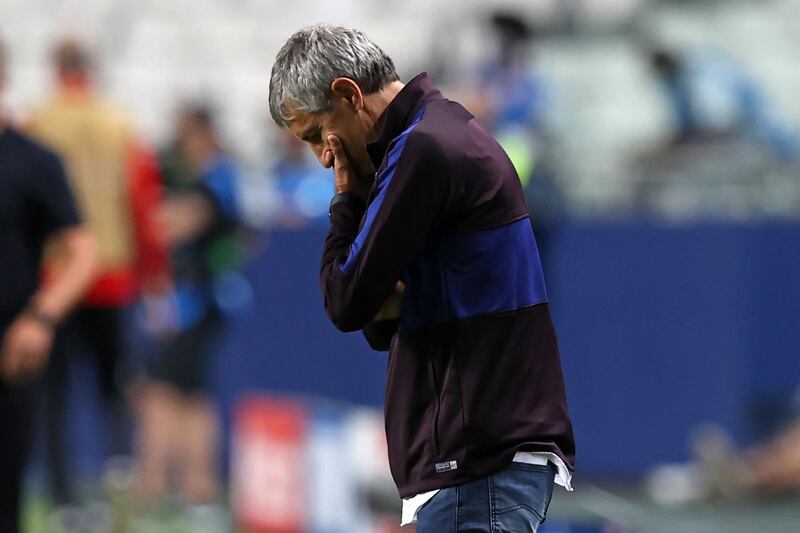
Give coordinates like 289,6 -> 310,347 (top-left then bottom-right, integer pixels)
415,463 -> 555,533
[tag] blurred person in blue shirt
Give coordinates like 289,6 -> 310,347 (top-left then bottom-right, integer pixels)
649,46 -> 798,160
270,129 -> 334,226
133,104 -> 246,512
467,12 -> 564,270
470,12 -> 549,181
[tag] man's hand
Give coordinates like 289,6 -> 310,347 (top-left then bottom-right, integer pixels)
326,135 -> 372,201
374,281 -> 406,322
1,315 -> 55,382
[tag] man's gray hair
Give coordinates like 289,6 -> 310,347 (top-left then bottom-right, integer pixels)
268,24 -> 399,127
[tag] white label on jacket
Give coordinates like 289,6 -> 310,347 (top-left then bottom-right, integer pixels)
435,460 -> 458,473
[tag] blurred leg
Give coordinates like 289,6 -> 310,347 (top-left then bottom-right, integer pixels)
142,313 -> 223,504
0,383 -> 34,533
133,381 -> 181,504
88,306 -> 132,458
44,316 -> 77,504
178,394 -> 220,504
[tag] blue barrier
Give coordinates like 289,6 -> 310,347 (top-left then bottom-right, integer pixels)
63,221 -> 800,480
216,221 -> 800,477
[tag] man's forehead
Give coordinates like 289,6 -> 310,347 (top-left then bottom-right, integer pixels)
285,109 -> 318,131
286,110 -> 335,143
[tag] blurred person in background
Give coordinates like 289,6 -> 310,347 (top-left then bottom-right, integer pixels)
270,128 -> 335,227
133,103 -> 242,519
24,38 -> 169,506
739,420 -> 800,495
269,25 -> 574,532
0,37 -> 96,532
686,411 -> 800,501
648,45 -> 797,160
647,418 -> 800,507
463,11 -> 565,270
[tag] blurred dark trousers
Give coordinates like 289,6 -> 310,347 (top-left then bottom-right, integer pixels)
44,306 -> 130,504
416,463 -> 555,533
0,382 -> 35,533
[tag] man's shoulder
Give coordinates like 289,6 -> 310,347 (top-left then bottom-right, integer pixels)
401,104 -> 462,151
3,127 -> 60,164
400,100 -> 482,163
29,96 -> 133,139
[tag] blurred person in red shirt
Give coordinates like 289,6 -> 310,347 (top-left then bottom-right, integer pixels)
24,38 -> 169,505
0,37 -> 96,532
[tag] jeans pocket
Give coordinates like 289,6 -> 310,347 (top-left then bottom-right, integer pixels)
416,487 -> 457,533
490,464 -> 555,530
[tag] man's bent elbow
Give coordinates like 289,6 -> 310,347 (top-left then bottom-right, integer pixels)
327,309 -> 365,333
324,300 -> 368,333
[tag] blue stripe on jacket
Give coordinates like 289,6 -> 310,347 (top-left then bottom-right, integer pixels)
401,217 -> 548,330
338,107 -> 426,275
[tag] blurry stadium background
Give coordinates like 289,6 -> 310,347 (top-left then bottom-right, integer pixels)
2,0 -> 800,531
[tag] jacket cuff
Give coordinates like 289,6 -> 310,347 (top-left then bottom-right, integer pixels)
329,192 -> 366,227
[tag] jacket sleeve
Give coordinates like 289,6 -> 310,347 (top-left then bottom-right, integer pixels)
320,132 -> 449,332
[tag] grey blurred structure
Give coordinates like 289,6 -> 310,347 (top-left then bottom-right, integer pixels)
2,2 -> 800,531
1,0 -> 799,222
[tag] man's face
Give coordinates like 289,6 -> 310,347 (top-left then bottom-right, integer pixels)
285,94 -> 375,181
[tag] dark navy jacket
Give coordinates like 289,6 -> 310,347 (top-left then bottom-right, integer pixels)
321,73 -> 575,498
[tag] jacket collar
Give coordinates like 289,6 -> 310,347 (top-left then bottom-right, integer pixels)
366,72 -> 443,167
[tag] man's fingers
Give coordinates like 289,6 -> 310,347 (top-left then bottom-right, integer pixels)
322,149 -> 334,168
327,135 -> 348,169
327,134 -> 341,153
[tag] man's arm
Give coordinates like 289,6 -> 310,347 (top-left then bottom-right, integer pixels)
1,226 -> 95,381
321,132 -> 449,332
159,159 -> 240,246
1,148 -> 95,382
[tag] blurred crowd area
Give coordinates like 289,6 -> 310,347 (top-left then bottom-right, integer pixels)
2,0 -> 800,225
2,0 -> 800,532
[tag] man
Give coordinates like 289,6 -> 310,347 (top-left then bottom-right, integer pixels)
134,104 -> 241,515
25,38 -> 168,504
269,25 -> 574,531
0,38 -> 95,532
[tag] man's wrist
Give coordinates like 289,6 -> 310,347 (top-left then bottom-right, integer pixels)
23,304 -> 59,330
329,192 -> 365,217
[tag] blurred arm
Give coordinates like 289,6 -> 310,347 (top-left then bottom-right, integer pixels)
29,226 -> 96,323
159,158 -> 239,246
1,226 -> 95,381
159,193 -> 216,246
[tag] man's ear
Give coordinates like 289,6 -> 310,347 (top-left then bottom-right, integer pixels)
330,78 -> 363,111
